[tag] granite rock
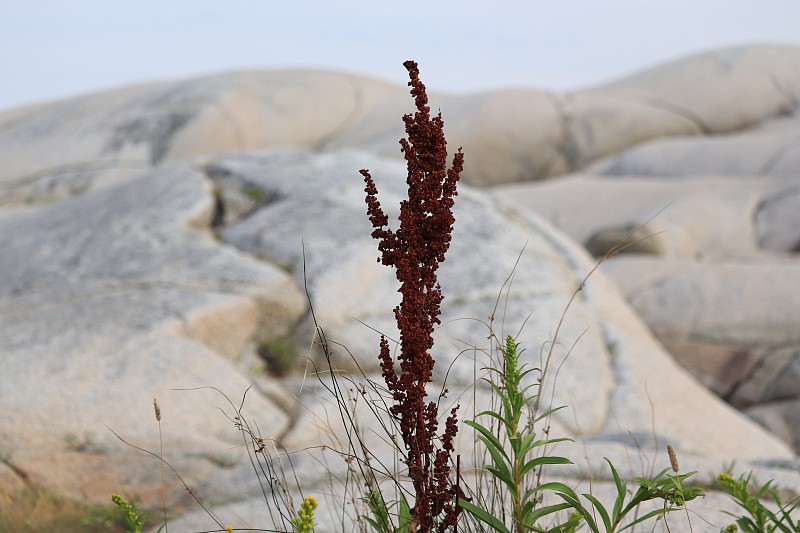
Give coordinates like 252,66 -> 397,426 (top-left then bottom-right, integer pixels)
0,163 -> 307,500
3,45 -> 799,195
1,44 -> 799,529
212,149 -> 791,464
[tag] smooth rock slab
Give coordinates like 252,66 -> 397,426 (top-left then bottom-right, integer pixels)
600,257 -> 800,350
600,256 -> 800,450
497,165 -> 800,450
0,163 -> 307,500
593,115 -> 800,178
3,45 -> 799,194
494,173 -> 774,260
592,45 -> 800,134
214,148 -> 791,463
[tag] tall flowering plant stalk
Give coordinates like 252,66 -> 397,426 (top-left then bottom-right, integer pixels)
360,60 -> 465,532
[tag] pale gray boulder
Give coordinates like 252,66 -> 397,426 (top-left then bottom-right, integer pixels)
0,70 -> 404,207
214,148 -> 791,463
2,43 -> 800,526
592,45 -> 800,132
599,258 -> 800,353
497,169 -> 800,450
600,256 -> 800,449
0,162 -> 148,207
3,45 -> 799,196
0,162 -> 307,500
541,44 -> 800,172
593,115 -> 800,178
494,173 -> 774,260
446,44 -> 800,182
0,68 -> 565,190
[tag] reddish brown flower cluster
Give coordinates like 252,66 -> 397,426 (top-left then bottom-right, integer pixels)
360,60 -> 464,532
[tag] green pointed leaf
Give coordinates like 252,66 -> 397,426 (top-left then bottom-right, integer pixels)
519,433 -> 537,450
483,444 -> 513,487
474,409 -> 507,424
583,493 -> 611,533
486,380 -> 510,404
535,481 -> 579,501
459,499 -> 512,533
520,499 -> 536,525
526,502 -> 573,524
545,512 -> 585,533
363,516 -> 383,531
535,483 -> 600,533
486,464 -> 516,498
533,436 -> 572,448
605,458 -> 623,491
466,420 -> 510,463
398,493 -> 412,533
533,405 -> 566,423
520,455 -> 572,477
517,434 -> 572,456
604,458 -> 626,522
624,472 -> 668,515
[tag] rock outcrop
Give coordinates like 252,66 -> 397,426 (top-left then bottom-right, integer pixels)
0,163 -> 307,500
0,43 -> 798,532
493,46 -> 800,452
3,45 -> 799,194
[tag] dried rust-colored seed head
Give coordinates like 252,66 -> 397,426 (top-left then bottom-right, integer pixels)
360,60 -> 464,533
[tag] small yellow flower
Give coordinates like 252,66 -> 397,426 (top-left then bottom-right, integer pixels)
225,526 -> 233,533
291,495 -> 318,532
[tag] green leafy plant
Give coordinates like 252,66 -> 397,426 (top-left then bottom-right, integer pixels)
541,457 -> 703,533
111,493 -> 146,533
363,490 -> 414,533
63,430 -> 100,453
460,335 -> 574,533
717,472 -> 800,533
242,184 -> 267,203
258,335 -> 299,377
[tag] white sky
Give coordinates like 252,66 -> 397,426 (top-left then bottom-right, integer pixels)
1,1 -> 799,112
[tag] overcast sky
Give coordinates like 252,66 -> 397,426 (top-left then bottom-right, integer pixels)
1,1 -> 799,112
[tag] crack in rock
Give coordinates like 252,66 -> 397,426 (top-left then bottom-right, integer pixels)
547,92 -> 584,174
758,130 -> 800,175
769,73 -> 800,111
204,162 -> 283,229
637,96 -> 711,134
